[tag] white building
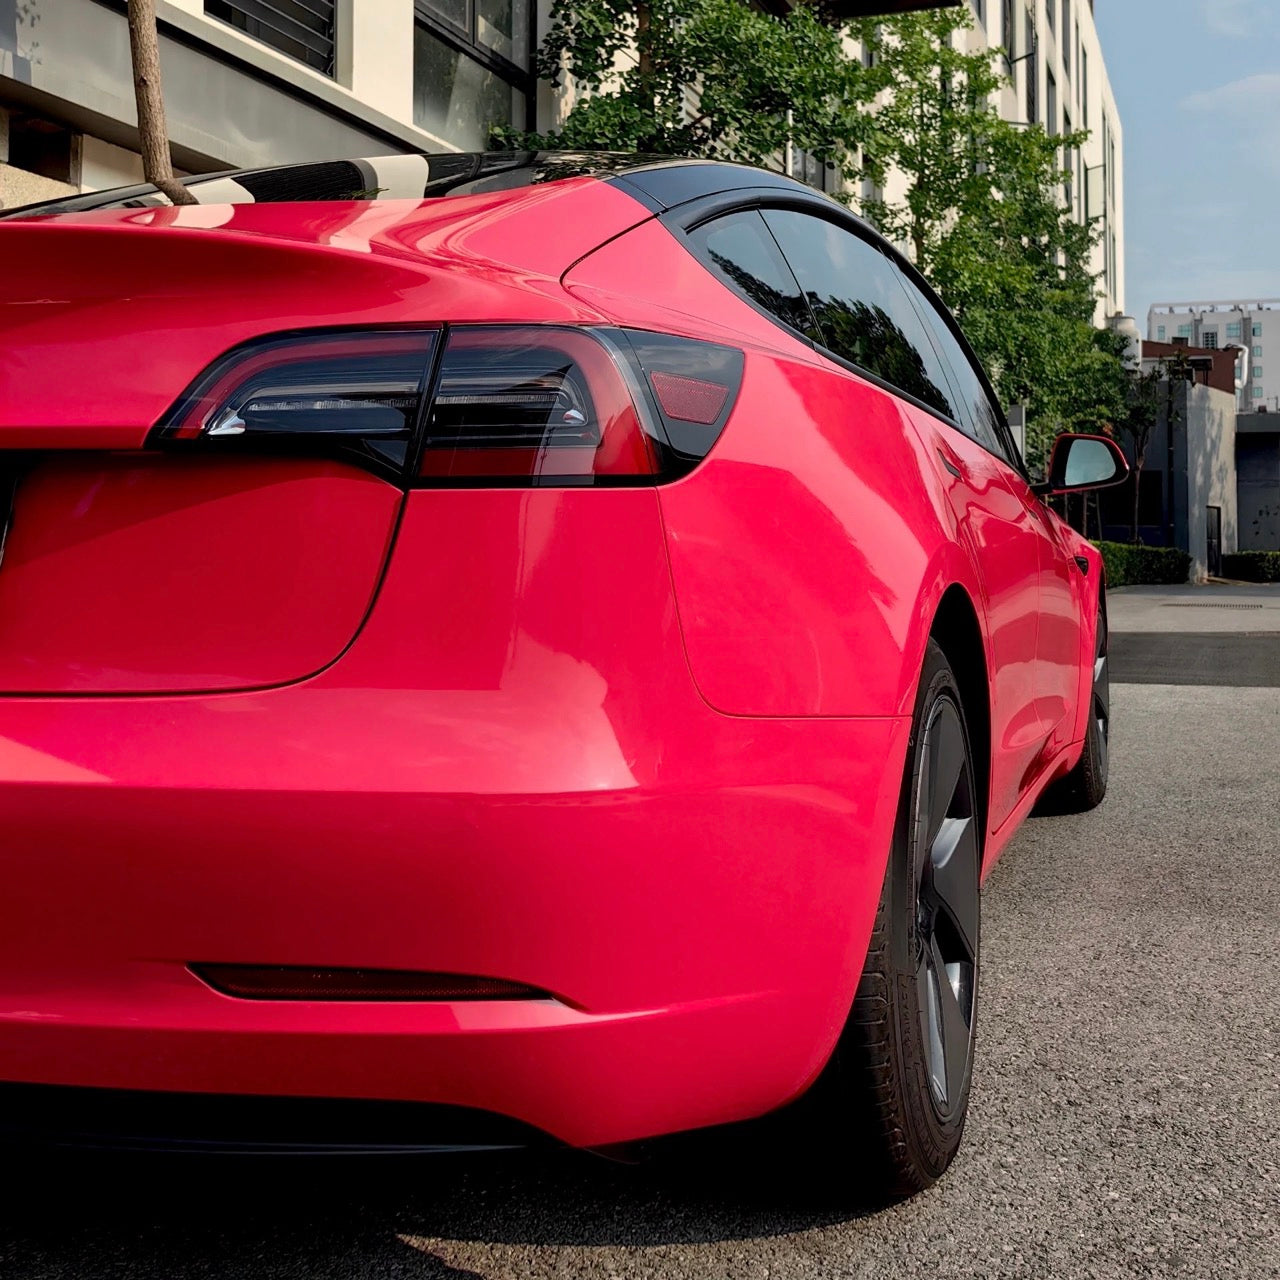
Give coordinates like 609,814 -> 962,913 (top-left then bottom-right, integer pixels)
1,0 -> 1121,322
957,1 -> 1124,322
1147,300 -> 1279,413
0,0 -> 543,208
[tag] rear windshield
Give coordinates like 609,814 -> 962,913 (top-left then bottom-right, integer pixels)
0,151 -> 657,219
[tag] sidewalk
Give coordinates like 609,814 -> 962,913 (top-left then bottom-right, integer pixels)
1107,582 -> 1280,687
1108,582 -> 1280,634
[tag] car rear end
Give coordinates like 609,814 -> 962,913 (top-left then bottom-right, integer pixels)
0,166 -> 905,1151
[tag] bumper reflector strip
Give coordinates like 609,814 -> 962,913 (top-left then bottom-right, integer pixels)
191,964 -> 550,1002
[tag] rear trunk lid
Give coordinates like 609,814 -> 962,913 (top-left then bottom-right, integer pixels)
0,180 -> 645,694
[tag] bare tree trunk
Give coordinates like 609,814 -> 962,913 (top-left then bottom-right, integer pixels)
1131,450 -> 1143,545
126,0 -> 195,205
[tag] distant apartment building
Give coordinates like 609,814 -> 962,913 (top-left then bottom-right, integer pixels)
1147,300 -> 1279,413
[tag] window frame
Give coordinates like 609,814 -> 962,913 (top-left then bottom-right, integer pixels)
413,0 -> 536,136
204,0 -> 337,77
666,189 -> 1028,479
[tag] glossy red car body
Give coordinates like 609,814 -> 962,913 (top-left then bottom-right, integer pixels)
0,155 -> 1103,1151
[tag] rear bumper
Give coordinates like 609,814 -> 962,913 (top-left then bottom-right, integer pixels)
0,485 -> 910,1148
0,687 -> 908,1148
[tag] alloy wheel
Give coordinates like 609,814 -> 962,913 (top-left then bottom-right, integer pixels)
913,695 -> 979,1122
1093,616 -> 1110,782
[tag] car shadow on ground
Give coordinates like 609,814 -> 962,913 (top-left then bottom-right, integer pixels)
0,1128 -> 877,1278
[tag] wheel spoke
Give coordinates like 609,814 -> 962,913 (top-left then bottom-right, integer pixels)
928,814 -> 979,957
916,949 -> 946,1106
1094,652 -> 1109,724
930,933 -> 973,1108
924,703 -> 966,850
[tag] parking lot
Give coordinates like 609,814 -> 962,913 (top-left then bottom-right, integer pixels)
3,585 -> 1278,1279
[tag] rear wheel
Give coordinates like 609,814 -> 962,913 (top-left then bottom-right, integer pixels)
788,640 -> 981,1200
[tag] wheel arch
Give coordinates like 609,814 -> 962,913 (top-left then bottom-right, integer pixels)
928,584 -> 992,855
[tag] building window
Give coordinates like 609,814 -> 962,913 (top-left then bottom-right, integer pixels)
1226,322 -> 1242,339
204,0 -> 336,75
1062,1 -> 1070,72
1254,345 -> 1264,357
1025,18 -> 1038,123
1255,366 -> 1264,378
1046,68 -> 1058,135
1081,48 -> 1089,127
413,0 -> 531,150
1045,0 -> 1054,32
6,111 -> 77,182
862,26 -> 879,68
1202,331 -> 1218,349
1253,387 -> 1264,398
1255,324 -> 1264,337
973,0 -> 985,25
1157,326 -> 1166,341
1177,324 -> 1192,338
789,147 -> 833,194
1002,0 -> 1016,64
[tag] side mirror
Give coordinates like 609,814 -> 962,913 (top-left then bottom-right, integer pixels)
1034,433 -> 1129,495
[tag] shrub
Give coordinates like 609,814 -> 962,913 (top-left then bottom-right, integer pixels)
1222,551 -> 1280,584
1093,541 -> 1192,587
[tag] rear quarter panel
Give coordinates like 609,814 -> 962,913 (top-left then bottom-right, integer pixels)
565,220 -> 987,721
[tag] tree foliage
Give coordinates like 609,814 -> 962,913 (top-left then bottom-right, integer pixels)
494,0 -> 880,184
851,9 -> 1121,466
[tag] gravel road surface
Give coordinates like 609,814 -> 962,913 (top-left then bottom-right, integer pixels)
3,588 -> 1277,1279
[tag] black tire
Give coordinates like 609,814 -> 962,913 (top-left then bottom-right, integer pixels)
1039,594 -> 1109,815
787,639 -> 981,1201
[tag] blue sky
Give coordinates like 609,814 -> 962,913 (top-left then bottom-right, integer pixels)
1094,0 -> 1280,324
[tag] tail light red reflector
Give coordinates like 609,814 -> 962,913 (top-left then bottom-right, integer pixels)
648,370 -> 731,425
191,963 -> 549,1002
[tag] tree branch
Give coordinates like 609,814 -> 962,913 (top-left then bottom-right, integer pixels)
126,0 -> 195,205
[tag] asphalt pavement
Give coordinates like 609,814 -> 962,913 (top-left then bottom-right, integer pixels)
2,586 -> 1278,1279
1108,583 -> 1280,686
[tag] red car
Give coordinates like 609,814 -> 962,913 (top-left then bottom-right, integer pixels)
0,153 -> 1125,1195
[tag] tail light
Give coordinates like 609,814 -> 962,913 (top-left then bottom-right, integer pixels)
154,325 -> 744,485
157,329 -> 439,473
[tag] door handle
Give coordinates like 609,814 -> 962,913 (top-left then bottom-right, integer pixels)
936,446 -> 963,480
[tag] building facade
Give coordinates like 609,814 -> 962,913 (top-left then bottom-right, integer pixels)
2,1 -> 1123,318
1147,300 -> 1279,413
939,0 -> 1125,321
1236,412 -> 1280,552
1095,375 -> 1238,581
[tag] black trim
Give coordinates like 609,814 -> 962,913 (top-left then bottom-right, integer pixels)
0,1082 -> 553,1155
609,163 -> 804,213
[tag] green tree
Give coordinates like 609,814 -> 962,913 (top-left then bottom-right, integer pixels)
852,9 -> 1118,468
493,0 -> 880,185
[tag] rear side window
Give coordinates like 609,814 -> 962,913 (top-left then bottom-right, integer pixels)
901,277 -> 1011,461
761,208 -> 955,422
687,211 -> 817,341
